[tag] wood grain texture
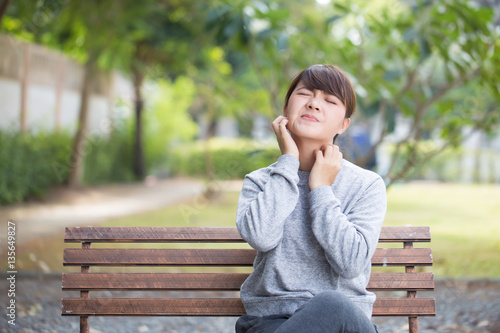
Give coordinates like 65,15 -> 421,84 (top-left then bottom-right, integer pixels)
62,273 -> 249,291
63,249 -> 257,266
371,248 -> 433,266
372,298 -> 436,317
64,226 -> 430,243
61,225 -> 436,331
64,227 -> 243,243
63,248 -> 432,266
62,272 -> 434,291
367,273 -> 434,290
378,226 -> 430,243
62,298 -> 246,316
62,298 -> 435,317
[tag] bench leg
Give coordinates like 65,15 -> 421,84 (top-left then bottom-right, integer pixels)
409,317 -> 418,333
80,316 -> 89,333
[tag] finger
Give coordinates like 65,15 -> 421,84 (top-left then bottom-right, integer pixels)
314,149 -> 323,161
325,144 -> 335,158
279,118 -> 289,135
272,116 -> 283,128
275,115 -> 285,123
335,150 -> 343,164
272,116 -> 284,134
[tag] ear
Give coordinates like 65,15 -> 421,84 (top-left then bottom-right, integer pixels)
337,118 -> 351,135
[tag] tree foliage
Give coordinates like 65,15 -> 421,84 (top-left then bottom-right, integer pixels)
208,0 -> 500,185
2,0 -> 499,187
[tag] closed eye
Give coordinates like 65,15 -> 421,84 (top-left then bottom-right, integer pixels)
295,86 -> 313,96
326,100 -> 337,105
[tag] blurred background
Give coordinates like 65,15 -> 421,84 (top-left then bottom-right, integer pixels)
0,0 -> 499,332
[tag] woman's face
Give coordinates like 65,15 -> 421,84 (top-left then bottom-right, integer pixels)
283,81 -> 350,143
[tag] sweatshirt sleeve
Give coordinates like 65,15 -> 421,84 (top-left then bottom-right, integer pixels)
236,154 -> 300,252
309,176 -> 387,279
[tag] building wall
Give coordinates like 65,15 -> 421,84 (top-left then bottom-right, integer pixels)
0,34 -> 133,134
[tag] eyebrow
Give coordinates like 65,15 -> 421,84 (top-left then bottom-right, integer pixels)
296,86 -> 312,92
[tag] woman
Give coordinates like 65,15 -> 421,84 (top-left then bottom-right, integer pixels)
235,64 -> 387,333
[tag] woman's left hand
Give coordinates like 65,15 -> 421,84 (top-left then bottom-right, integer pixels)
309,144 -> 342,190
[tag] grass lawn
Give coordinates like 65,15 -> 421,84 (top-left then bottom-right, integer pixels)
13,182 -> 500,278
384,182 -> 500,278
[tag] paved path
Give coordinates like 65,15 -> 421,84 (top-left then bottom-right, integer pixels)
0,177 -> 206,244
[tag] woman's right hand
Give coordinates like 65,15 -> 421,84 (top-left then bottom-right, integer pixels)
272,116 -> 299,160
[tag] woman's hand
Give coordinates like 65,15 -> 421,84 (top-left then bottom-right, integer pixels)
309,144 -> 342,190
272,116 -> 299,160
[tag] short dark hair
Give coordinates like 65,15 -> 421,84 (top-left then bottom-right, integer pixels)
284,64 -> 356,118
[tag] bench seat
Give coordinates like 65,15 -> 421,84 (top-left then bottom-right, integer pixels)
61,226 -> 435,333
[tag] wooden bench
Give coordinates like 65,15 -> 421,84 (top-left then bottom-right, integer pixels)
61,226 -> 435,333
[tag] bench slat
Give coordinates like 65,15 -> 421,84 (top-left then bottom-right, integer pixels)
378,226 -> 430,243
63,248 -> 432,266
63,249 -> 257,266
62,298 -> 245,316
373,298 -> 436,316
371,248 -> 433,266
367,273 -> 434,290
62,272 -> 434,291
64,226 -> 430,243
62,273 -> 249,291
65,227 -> 243,243
61,298 -> 435,317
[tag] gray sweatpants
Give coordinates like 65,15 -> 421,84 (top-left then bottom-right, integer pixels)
235,290 -> 378,333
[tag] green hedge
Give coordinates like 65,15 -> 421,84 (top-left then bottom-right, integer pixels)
167,139 -> 281,179
0,128 -> 137,205
83,129 -> 135,184
0,130 -> 69,204
0,133 -> 279,205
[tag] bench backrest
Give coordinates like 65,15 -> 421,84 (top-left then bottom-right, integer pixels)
61,226 -> 435,333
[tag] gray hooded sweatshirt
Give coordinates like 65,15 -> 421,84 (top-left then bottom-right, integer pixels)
236,154 -> 387,319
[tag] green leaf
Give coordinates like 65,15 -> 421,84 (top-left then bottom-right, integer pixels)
206,5 -> 232,30
276,31 -> 288,52
326,14 -> 344,25
384,70 -> 402,81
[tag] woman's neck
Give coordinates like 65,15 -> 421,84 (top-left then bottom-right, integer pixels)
294,137 -> 330,172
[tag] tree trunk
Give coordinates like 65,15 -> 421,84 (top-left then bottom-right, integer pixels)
0,0 -> 13,24
54,56 -> 66,130
68,57 -> 96,187
20,44 -> 30,132
202,98 -> 219,199
132,66 -> 145,180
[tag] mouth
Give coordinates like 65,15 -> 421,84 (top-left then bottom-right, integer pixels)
301,114 -> 319,122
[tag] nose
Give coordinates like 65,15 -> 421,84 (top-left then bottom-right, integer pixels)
307,99 -> 320,111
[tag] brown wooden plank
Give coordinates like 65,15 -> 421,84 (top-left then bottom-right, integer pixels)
372,298 -> 436,317
62,272 -> 434,291
367,273 -> 434,291
371,248 -> 433,266
63,249 -> 257,266
65,226 -> 430,243
65,227 -> 244,243
62,273 -> 249,291
62,298 -> 246,316
378,226 -> 431,242
64,248 -> 431,267
62,298 -> 435,317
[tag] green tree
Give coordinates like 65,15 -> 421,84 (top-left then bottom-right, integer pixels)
207,0 -> 317,113
209,0 -> 500,185
115,1 -> 201,179
2,0 -> 207,183
316,0 -> 500,185
0,0 -> 12,24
